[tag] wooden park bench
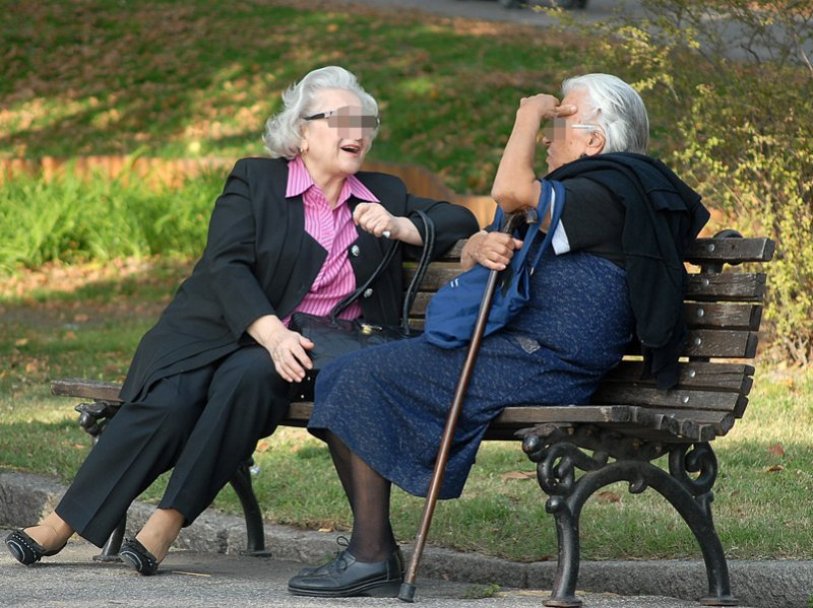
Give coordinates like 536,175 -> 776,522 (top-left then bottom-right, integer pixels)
51,230 -> 774,607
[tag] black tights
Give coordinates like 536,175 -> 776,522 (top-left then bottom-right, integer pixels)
324,431 -> 396,562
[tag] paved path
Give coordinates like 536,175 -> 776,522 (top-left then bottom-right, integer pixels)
340,0 -> 812,62
0,531 -> 738,608
341,0 -> 642,26
3,471 -> 812,608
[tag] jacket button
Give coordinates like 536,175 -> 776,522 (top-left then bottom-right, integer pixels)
363,288 -> 374,298
350,245 -> 360,257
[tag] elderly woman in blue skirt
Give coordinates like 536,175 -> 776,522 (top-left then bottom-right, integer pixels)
288,73 -> 709,598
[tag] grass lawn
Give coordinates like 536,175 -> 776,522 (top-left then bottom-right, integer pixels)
1,0 -> 676,195
1,261 -> 811,562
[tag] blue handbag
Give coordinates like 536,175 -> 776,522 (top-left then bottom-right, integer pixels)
424,179 -> 566,349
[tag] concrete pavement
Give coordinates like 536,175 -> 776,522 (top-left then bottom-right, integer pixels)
338,0 -> 813,62
3,470 -> 812,608
0,536 -> 732,608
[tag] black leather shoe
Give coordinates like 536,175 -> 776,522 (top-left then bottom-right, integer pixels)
288,547 -> 404,597
119,537 -> 160,576
5,529 -> 66,566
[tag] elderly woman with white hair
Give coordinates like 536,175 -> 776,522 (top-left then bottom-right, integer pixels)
5,65 -> 478,575
288,73 -> 709,598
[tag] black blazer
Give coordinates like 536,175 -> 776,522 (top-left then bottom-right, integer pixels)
120,157 -> 478,402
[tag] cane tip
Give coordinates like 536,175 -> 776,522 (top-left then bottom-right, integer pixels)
398,582 -> 417,602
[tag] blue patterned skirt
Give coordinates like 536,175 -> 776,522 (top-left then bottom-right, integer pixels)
308,250 -> 634,499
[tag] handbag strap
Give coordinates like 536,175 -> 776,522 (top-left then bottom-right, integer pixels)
528,179 -> 566,273
400,209 -> 434,331
329,209 -> 435,333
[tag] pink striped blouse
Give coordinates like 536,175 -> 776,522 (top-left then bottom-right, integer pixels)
283,156 -> 380,325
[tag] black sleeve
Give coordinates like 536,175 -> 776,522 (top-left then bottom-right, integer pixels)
559,177 -> 626,266
403,194 -> 480,260
204,159 -> 276,339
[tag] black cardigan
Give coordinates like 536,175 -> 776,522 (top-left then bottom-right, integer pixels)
548,152 -> 709,389
120,157 -> 479,402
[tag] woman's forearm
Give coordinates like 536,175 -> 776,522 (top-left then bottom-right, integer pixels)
491,108 -> 543,214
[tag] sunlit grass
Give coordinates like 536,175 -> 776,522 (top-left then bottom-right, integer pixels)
0,0 -> 588,191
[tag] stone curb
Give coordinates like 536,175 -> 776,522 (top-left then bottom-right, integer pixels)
1,469 -> 810,608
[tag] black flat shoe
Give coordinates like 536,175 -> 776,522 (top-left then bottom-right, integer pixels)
5,529 -> 66,566
119,537 -> 160,576
287,547 -> 404,597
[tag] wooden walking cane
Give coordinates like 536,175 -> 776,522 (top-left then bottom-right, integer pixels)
398,210 -> 532,603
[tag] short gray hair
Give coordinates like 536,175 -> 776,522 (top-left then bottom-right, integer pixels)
562,74 -> 649,154
263,66 -> 380,159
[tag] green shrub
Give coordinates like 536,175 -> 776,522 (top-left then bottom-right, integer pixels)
0,163 -> 222,273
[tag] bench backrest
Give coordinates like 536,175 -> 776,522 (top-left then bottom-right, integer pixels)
405,235 -> 775,443
52,234 -> 775,446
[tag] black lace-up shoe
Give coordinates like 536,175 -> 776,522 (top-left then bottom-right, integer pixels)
5,529 -> 66,566
287,547 -> 404,597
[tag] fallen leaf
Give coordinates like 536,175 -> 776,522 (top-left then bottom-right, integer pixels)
74,313 -> 90,322
766,464 -> 784,473
767,443 -> 785,457
318,527 -> 334,533
14,338 -> 29,346
501,470 -> 535,481
64,331 -> 77,340
255,439 -> 271,453
596,490 -> 621,503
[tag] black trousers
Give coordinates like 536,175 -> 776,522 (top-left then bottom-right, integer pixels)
56,345 -> 289,547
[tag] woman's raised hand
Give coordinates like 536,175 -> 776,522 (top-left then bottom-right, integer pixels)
518,94 -> 577,121
353,202 -> 422,245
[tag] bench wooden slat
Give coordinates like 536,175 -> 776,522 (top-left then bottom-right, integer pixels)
409,296 -> 763,331
686,272 -> 767,302
287,402 -> 730,434
628,409 -> 730,443
411,268 -> 768,303
622,329 -> 759,359
494,405 -> 734,442
685,236 -> 775,265
403,323 -> 759,359
51,378 -> 123,402
684,329 -> 759,358
684,302 -> 762,330
592,386 -> 741,411
604,361 -> 753,392
440,236 -> 775,265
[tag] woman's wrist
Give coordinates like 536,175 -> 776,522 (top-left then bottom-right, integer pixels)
397,216 -> 423,245
461,230 -> 488,269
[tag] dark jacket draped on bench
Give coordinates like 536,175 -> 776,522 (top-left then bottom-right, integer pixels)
548,153 -> 710,389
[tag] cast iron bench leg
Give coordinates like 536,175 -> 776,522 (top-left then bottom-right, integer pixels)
229,459 -> 272,557
94,517 -> 126,562
526,439 -> 737,607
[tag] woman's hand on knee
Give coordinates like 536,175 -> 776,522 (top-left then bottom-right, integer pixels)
267,330 -> 314,383
247,315 -> 313,382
